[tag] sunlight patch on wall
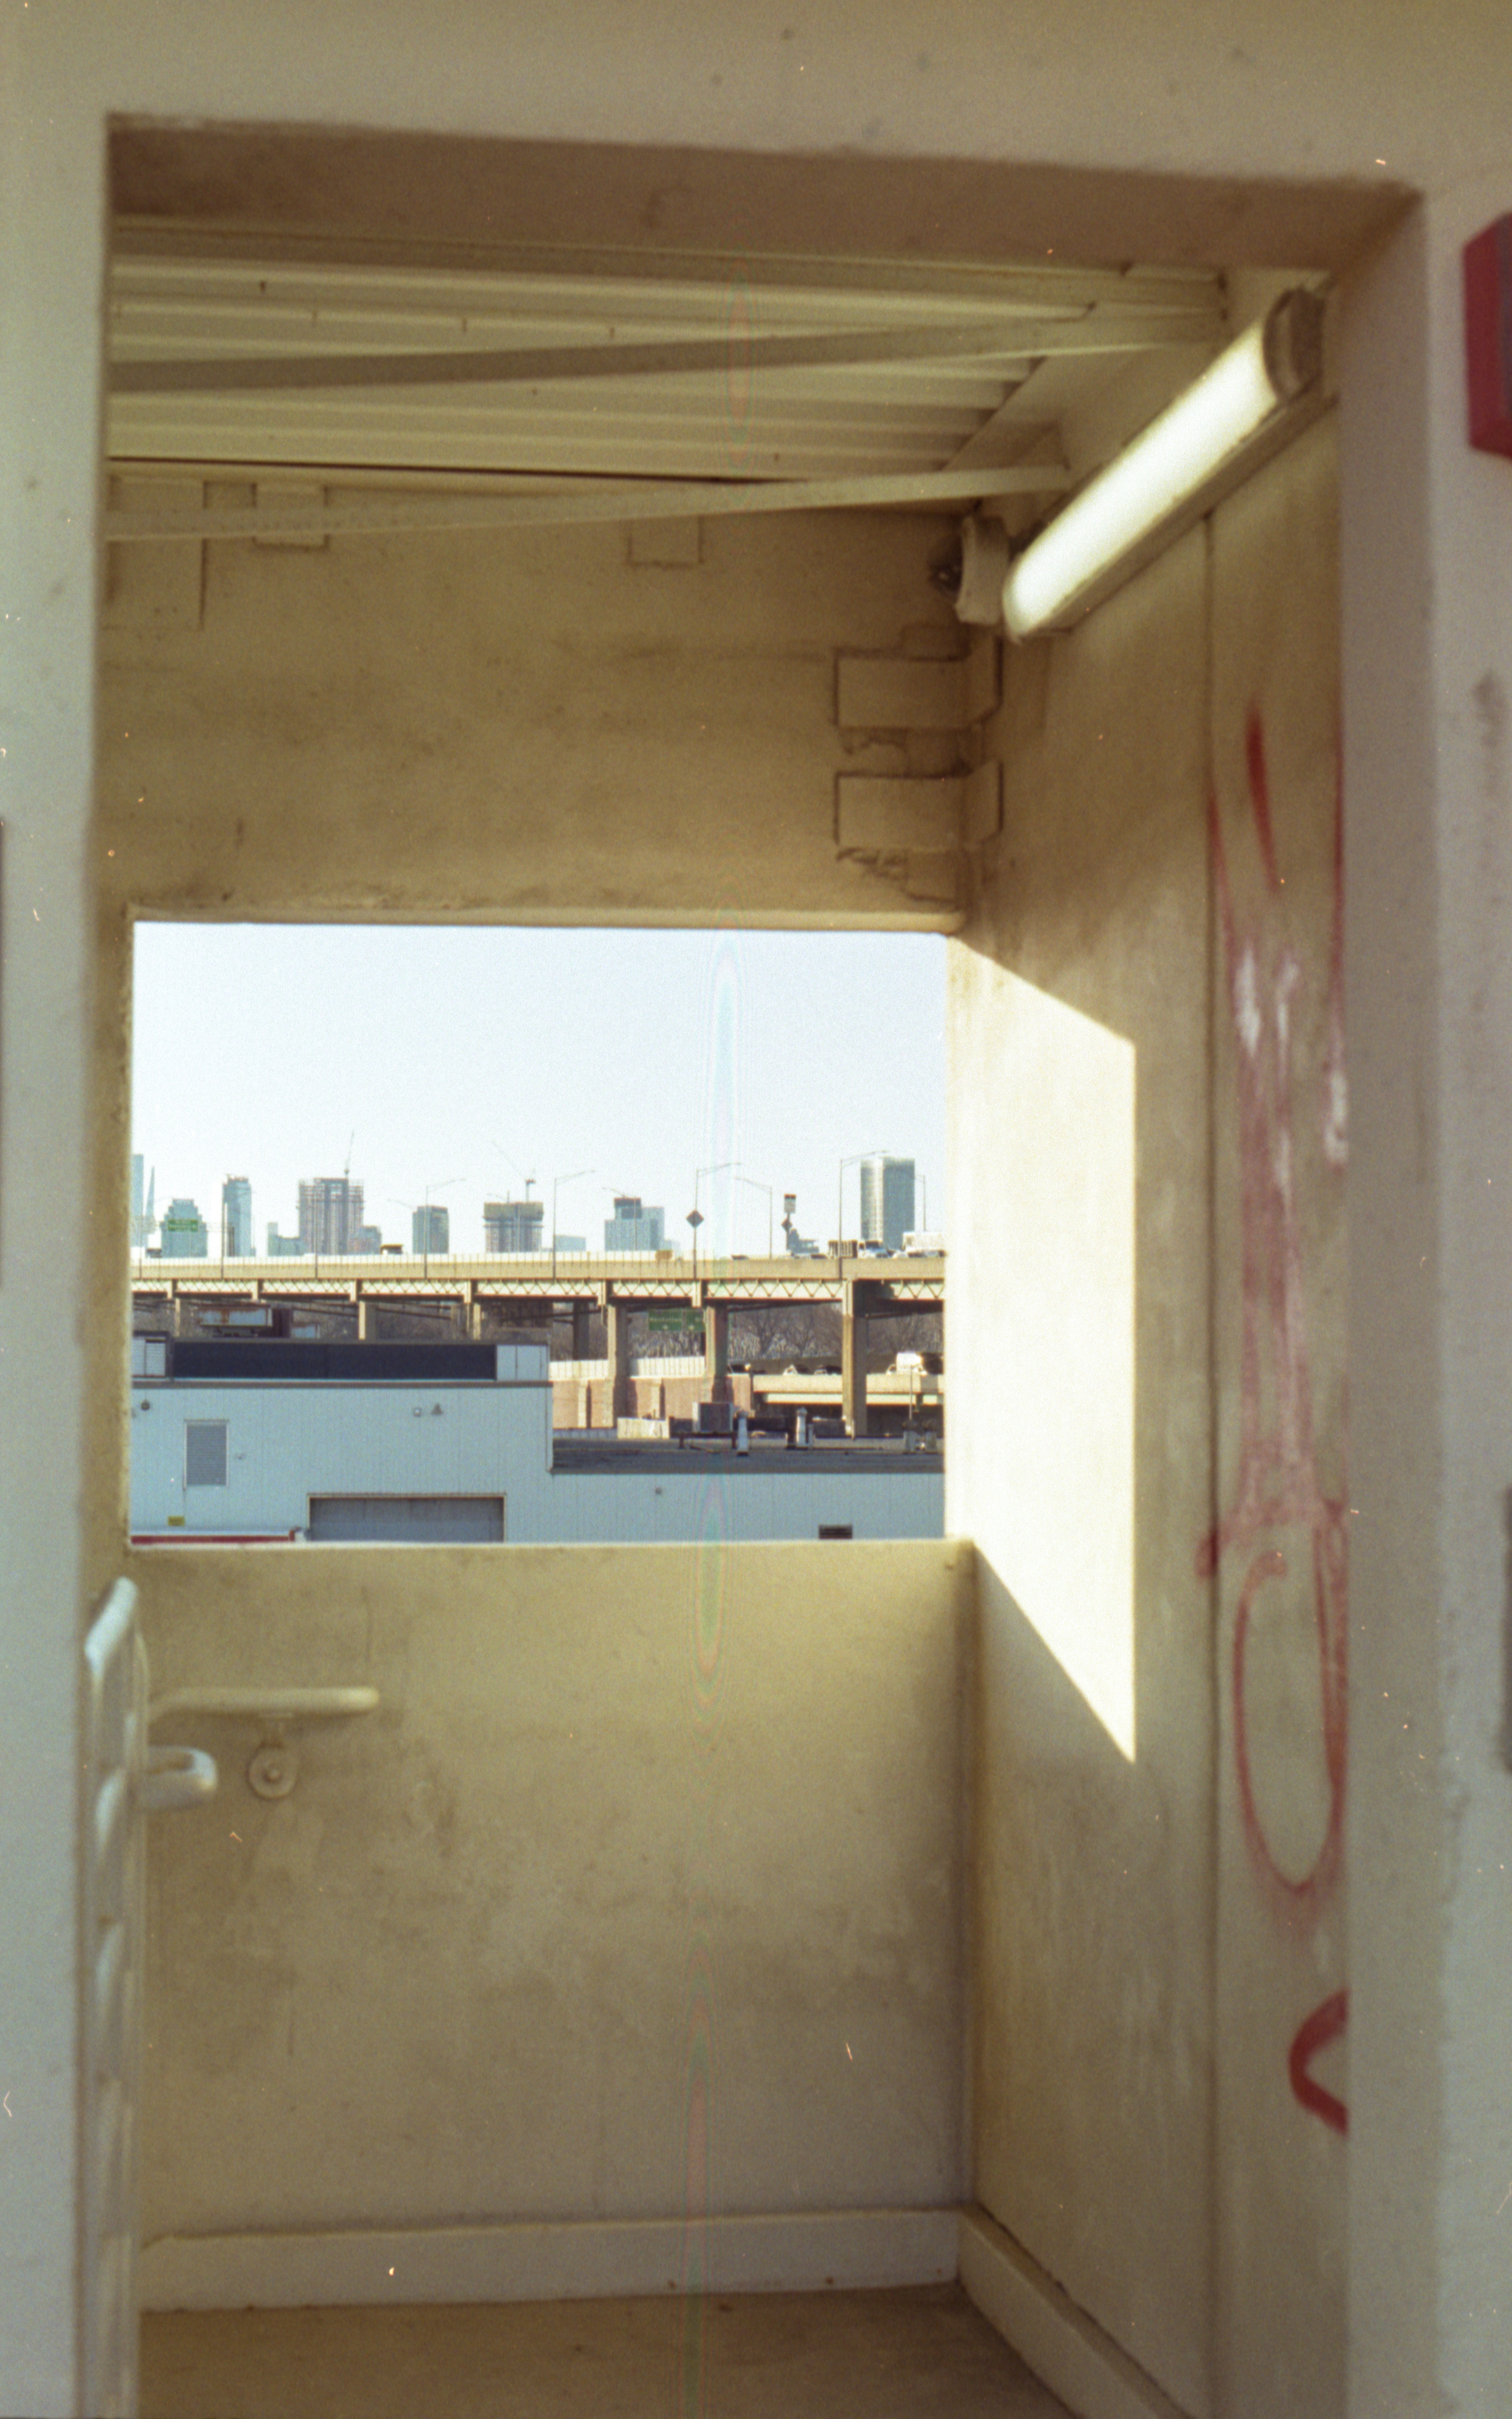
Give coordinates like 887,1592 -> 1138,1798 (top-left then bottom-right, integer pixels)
949,958 -> 1136,1757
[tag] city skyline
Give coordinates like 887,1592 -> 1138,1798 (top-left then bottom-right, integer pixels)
131,925 -> 947,1261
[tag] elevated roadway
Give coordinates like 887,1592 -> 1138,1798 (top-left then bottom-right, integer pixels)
131,1251 -> 945,1436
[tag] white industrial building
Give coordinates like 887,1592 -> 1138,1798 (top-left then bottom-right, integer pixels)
129,1338 -> 942,1544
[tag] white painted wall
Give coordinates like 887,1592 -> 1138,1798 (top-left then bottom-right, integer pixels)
544,1463 -> 942,1543
129,1380 -> 941,1541
129,1383 -> 554,1538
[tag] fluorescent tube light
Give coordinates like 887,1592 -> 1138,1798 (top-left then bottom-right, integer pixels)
1000,289 -> 1324,639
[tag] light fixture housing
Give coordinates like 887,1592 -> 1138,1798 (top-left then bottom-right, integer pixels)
994,288 -> 1325,641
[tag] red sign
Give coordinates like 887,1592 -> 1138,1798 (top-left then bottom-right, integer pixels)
1465,218 -> 1512,457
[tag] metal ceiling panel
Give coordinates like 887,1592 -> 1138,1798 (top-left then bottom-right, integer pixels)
106,247 -> 1226,491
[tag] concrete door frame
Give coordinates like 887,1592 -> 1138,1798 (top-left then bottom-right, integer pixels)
4,66 -> 1504,2409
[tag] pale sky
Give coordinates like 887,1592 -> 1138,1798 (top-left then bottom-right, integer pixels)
131,924 -> 946,1259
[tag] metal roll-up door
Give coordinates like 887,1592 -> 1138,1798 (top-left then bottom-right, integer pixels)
307,1495 -> 505,1542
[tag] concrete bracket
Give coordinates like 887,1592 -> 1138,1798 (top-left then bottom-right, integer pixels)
836,774 -> 965,857
832,629 -> 1000,908
834,629 -> 998,735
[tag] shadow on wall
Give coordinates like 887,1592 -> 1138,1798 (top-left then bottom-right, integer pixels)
972,1553 -> 1207,2373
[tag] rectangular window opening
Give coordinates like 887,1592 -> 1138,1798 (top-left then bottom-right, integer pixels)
130,924 -> 946,1547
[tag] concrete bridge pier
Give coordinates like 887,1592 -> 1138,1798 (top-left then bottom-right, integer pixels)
703,1299 -> 730,1405
841,1280 -> 870,1438
605,1293 -> 633,1423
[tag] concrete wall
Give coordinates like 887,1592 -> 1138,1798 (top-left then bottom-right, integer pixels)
949,418 -> 1344,2418
950,519 -> 1216,2418
0,34 -> 109,2412
134,1540 -> 968,2300
10,8 -> 1512,2414
97,508 -> 959,933
1341,182 -> 1512,2419
1209,416 -> 1346,2419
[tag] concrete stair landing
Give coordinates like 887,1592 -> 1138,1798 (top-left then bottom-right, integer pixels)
141,2284 -> 1073,2417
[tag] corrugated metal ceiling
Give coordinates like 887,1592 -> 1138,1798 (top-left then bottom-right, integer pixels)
107,241 -> 1227,494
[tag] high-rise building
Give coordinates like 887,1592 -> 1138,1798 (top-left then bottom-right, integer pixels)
266,1224 -> 305,1256
130,1154 -> 156,1248
221,1175 -> 254,1258
484,1198 -> 545,1253
298,1176 -> 365,1254
412,1203 -> 450,1256
858,1156 -> 916,1253
604,1194 -> 665,1251
159,1196 -> 208,1258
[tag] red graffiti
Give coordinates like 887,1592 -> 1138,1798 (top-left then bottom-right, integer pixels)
1288,1990 -> 1349,2134
1244,710 -> 1283,892
1198,709 -> 1349,1927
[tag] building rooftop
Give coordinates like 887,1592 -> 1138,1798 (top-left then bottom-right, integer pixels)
550,1436 -> 942,1477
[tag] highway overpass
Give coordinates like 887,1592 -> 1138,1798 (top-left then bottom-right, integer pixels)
131,1252 -> 945,1436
